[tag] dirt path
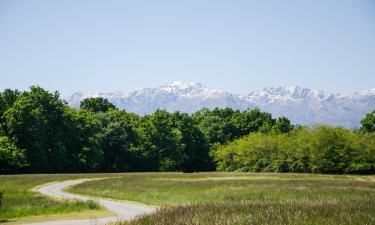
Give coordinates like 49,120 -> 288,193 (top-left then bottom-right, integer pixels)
24,179 -> 156,225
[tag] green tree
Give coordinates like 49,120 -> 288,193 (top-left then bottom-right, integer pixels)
5,86 -> 69,172
63,108 -> 103,172
194,108 -> 277,146
138,110 -> 185,171
95,110 -> 140,172
348,132 -> 375,174
0,136 -> 27,173
213,126 -> 374,174
80,97 -> 116,113
138,110 -> 212,172
171,112 -> 213,172
194,108 -> 237,145
360,110 -> 375,132
272,116 -> 293,133
0,89 -> 21,135
285,129 -> 311,172
231,108 -> 275,136
309,126 -> 355,173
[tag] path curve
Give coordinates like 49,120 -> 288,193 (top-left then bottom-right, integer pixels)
24,179 -> 157,225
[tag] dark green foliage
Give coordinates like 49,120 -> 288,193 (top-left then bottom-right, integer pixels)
138,110 -> 212,172
63,108 -> 103,172
0,136 -> 27,173
360,110 -> 375,132
0,89 -> 21,135
230,108 -> 275,135
272,116 -> 293,133
171,112 -> 213,172
0,86 -> 373,174
137,110 -> 182,171
194,108 -> 238,144
80,97 -> 117,113
95,110 -> 140,172
193,108 -> 276,145
4,86 -> 69,172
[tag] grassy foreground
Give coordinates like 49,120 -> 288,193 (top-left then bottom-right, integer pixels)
0,174 -> 113,223
0,173 -> 374,224
69,173 -> 375,225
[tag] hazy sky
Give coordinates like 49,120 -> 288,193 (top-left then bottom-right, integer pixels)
0,0 -> 374,96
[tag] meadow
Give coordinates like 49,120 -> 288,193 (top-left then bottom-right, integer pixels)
0,173 -> 374,224
0,174 -> 112,223
68,173 -> 375,225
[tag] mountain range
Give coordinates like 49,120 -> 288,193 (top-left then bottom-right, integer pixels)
66,82 -> 375,128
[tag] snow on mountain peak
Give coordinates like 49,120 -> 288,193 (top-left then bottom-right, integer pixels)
159,81 -> 208,95
65,82 -> 375,128
360,88 -> 375,96
260,86 -> 322,97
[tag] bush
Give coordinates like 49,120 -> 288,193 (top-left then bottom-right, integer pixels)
213,126 -> 375,174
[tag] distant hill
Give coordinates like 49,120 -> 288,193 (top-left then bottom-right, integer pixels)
66,81 -> 375,128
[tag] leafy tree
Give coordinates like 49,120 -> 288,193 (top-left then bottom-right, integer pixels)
0,136 -> 27,173
5,86 -> 69,172
360,110 -> 375,132
214,126 -> 374,174
80,97 -> 116,113
272,116 -> 293,133
348,132 -> 375,174
0,89 -> 21,135
171,112 -> 213,172
285,129 -> 311,172
198,114 -> 235,144
139,110 -> 185,171
95,110 -> 140,172
63,108 -> 103,172
2,85 -> 373,175
195,108 -> 277,146
309,126 -> 355,173
194,108 -> 238,145
231,108 -> 275,136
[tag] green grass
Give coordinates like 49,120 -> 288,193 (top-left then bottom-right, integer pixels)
68,173 -> 375,225
0,174 -> 112,222
1,173 -> 374,224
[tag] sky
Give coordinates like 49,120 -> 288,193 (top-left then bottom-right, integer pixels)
0,0 -> 374,96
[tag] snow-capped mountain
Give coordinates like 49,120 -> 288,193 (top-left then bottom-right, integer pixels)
66,82 -> 375,128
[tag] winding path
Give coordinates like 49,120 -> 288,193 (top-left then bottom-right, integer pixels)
25,179 -> 157,225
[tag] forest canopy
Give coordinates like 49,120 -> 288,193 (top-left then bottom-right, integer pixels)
0,86 -> 374,174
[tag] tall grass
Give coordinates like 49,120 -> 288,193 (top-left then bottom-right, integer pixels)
69,173 -> 375,225
119,198 -> 375,225
0,191 -> 3,207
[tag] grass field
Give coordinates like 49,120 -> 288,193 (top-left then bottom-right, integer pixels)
68,173 -> 375,225
0,173 -> 374,225
0,174 -> 113,223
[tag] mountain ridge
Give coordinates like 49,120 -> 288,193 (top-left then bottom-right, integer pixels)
65,82 -> 375,128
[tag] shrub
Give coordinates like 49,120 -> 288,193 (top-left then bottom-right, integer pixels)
213,126 -> 375,174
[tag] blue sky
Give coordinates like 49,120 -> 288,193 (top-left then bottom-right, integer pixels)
0,0 -> 374,96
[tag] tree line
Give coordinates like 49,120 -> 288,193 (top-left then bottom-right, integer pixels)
214,126 -> 375,174
0,86 -> 374,174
